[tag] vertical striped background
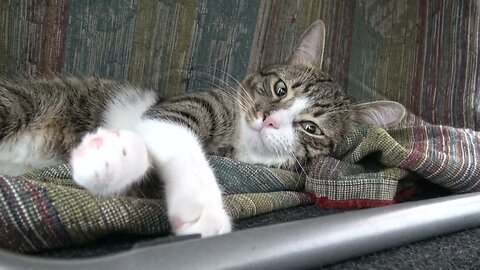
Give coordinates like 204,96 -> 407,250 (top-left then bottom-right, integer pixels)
0,0 -> 479,128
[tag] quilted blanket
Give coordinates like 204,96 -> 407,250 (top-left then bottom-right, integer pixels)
1,124 -> 479,253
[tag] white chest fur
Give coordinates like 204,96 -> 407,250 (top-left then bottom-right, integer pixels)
0,132 -> 60,175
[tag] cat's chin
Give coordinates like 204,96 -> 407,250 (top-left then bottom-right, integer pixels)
235,147 -> 292,167
236,120 -> 294,167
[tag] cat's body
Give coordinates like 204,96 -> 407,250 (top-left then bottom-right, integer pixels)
0,77 -> 236,175
0,21 -> 405,237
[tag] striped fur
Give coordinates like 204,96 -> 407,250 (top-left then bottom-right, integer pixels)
0,20 -> 405,175
0,69 -> 399,173
0,20 -> 406,239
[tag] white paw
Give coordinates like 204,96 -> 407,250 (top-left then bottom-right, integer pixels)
133,120 -> 232,237
169,197 -> 232,237
163,158 -> 232,237
70,128 -> 150,196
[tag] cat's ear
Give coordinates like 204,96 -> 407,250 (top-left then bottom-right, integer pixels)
352,101 -> 406,127
288,20 -> 326,69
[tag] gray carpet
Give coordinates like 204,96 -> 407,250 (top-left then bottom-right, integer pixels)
33,203 -> 480,269
32,183 -> 480,269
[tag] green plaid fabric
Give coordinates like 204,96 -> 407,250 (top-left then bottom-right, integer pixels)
1,124 -> 479,253
0,157 -> 309,253
1,0 -> 478,257
307,125 -> 480,207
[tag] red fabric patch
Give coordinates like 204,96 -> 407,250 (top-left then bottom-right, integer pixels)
308,185 -> 422,209
308,193 -> 393,209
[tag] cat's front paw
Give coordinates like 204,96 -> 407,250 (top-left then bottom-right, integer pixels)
169,196 -> 232,237
70,128 -> 150,195
164,158 -> 232,237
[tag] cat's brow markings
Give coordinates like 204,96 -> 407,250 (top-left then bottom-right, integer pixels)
301,82 -> 315,93
313,109 -> 326,117
291,81 -> 302,88
259,70 -> 278,77
314,76 -> 333,83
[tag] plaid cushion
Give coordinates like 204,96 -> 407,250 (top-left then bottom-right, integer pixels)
2,123 -> 480,253
0,158 -> 309,253
308,125 -> 480,207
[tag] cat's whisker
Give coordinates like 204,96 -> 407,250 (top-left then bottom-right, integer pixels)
216,93 -> 248,113
288,148 -> 308,177
292,163 -> 303,191
272,144 -> 280,158
193,65 -> 256,107
300,53 -> 322,84
299,68 -> 312,86
275,140 -> 306,185
286,149 -> 307,191
188,70 -> 240,95
296,60 -> 315,86
190,70 -> 255,109
213,89 -> 250,112
218,89 -> 248,112
188,67 -> 255,108
193,77 -> 249,112
237,89 -> 255,110
214,88 -> 249,111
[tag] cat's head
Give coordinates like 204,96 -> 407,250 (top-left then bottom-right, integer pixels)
236,20 -> 405,168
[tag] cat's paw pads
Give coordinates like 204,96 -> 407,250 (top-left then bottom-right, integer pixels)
71,128 -> 149,195
169,196 -> 232,237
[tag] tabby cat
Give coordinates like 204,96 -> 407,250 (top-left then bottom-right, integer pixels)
0,21 -> 405,237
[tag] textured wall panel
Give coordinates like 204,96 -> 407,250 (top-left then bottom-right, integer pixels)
186,0 -> 261,94
0,0 -> 478,128
248,0 -> 355,90
1,0 -> 29,74
127,0 -> 196,97
63,0 -> 137,79
1,0 -> 68,75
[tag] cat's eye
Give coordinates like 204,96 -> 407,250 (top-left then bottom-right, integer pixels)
301,121 -> 322,135
274,80 -> 288,97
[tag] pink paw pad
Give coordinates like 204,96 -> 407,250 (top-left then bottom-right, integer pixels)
170,216 -> 184,229
70,128 -> 150,196
89,137 -> 104,149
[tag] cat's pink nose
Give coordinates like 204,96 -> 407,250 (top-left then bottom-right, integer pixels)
262,114 -> 279,129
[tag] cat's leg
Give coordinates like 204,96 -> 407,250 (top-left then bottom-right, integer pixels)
70,128 -> 150,195
70,122 -> 231,237
134,119 -> 231,237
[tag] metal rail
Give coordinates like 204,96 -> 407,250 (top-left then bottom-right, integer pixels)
1,192 -> 480,269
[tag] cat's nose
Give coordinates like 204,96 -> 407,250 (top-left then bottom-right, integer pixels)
262,114 -> 279,129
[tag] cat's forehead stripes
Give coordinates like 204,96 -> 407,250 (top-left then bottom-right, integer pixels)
258,70 -> 279,77
259,66 -> 335,94
311,103 -> 347,118
287,97 -> 310,116
291,81 -> 302,89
